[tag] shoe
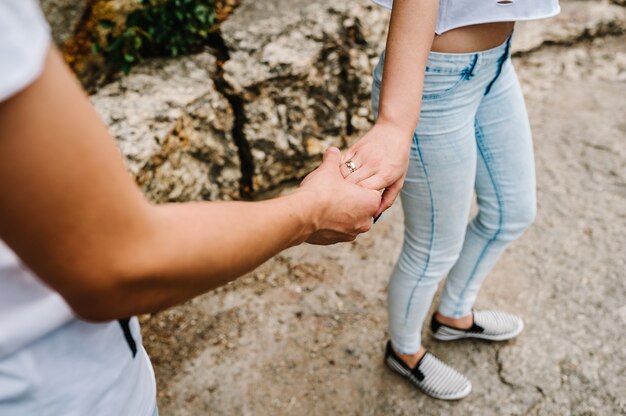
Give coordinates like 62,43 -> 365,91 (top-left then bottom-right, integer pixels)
384,341 -> 472,400
431,310 -> 524,342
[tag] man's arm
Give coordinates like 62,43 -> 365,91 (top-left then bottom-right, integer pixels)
0,47 -> 380,321
341,0 -> 438,214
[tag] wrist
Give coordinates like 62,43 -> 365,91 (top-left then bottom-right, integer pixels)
286,189 -> 322,246
374,115 -> 416,140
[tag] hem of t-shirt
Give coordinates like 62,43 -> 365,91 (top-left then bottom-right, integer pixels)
141,344 -> 158,416
435,6 -> 561,35
370,0 -> 391,10
0,40 -> 50,103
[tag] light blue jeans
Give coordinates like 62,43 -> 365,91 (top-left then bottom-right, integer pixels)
373,36 -> 536,355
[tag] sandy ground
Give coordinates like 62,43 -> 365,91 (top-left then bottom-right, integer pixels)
141,35 -> 626,415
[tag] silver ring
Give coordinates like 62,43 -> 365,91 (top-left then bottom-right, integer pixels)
345,160 -> 357,173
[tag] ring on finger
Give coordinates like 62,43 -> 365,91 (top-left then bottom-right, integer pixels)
345,160 -> 357,174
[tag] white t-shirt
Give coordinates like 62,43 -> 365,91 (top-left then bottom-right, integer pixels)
0,1 -> 156,415
372,0 -> 560,35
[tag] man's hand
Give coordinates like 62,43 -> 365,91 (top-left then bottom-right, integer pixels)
298,147 -> 381,245
340,121 -> 412,217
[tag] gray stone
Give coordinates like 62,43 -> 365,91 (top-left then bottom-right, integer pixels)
512,1 -> 626,54
90,53 -> 241,202
220,0 -> 389,193
39,0 -> 88,46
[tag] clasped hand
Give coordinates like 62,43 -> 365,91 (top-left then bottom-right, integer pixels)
340,122 -> 411,217
298,147 -> 381,245
298,121 -> 411,245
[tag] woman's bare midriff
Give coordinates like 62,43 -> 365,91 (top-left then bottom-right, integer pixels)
431,22 -> 515,53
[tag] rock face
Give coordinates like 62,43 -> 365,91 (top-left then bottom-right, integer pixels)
220,0 -> 389,193
82,0 -> 391,199
512,1 -> 626,54
39,0 -> 88,46
90,53 -> 241,202
42,0 -> 626,202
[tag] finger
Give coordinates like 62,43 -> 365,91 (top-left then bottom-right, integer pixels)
376,178 -> 403,217
341,152 -> 364,179
323,146 -> 341,165
339,162 -> 351,179
357,174 -> 388,191
346,165 -> 375,184
320,146 -> 343,175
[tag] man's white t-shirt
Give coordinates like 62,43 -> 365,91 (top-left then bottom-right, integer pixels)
0,1 -> 156,414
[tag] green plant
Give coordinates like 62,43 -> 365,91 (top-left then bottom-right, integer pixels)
95,0 -> 217,74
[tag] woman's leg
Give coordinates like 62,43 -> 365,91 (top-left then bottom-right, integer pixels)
387,133 -> 475,355
376,58 -> 482,356
437,58 -> 537,320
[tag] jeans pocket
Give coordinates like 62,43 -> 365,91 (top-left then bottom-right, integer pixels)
422,72 -> 466,101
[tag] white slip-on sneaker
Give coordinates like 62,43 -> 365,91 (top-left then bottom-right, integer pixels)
384,341 -> 472,400
431,310 -> 524,342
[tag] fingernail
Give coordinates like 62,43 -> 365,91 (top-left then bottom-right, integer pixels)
373,213 -> 382,224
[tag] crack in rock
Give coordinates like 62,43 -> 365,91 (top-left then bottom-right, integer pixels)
216,2 -> 389,195
207,30 -> 256,199
495,345 -> 520,389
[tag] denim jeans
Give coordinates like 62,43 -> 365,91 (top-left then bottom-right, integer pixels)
372,36 -> 536,355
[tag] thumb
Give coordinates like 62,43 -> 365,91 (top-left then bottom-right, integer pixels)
322,146 -> 341,166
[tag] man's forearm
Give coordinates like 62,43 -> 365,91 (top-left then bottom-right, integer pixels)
377,0 -> 438,134
78,193 -> 316,321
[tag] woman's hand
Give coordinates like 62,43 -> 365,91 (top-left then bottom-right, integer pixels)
341,121 -> 412,217
300,147 -> 382,245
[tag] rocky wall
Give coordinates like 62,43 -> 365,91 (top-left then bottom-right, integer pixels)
90,53 -> 241,201
41,0 -> 626,202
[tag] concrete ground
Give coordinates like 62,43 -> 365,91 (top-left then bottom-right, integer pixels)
141,35 -> 626,415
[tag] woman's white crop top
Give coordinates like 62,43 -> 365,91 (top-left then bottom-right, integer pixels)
372,0 -> 560,35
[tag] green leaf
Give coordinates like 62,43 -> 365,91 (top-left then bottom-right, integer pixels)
104,36 -> 124,52
102,0 -> 217,75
